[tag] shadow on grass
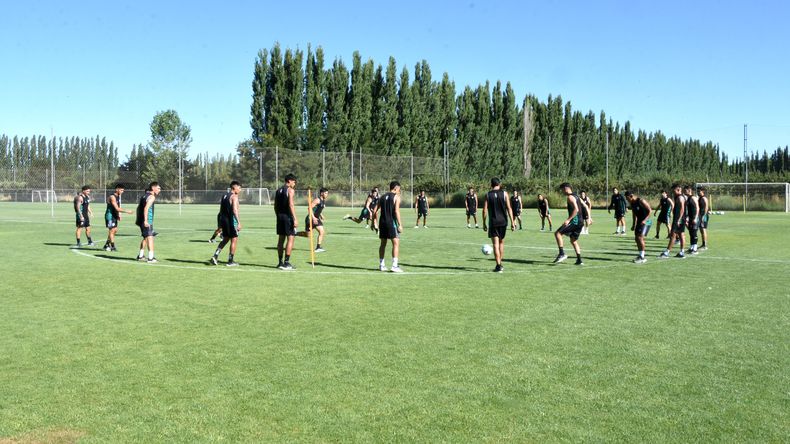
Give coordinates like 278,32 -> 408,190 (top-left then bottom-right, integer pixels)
399,262 -> 478,271
502,258 -> 543,265
94,254 -> 140,261
312,262 -> 373,271
43,242 -> 77,247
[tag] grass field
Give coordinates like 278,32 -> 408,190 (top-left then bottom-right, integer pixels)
1,201 -> 788,442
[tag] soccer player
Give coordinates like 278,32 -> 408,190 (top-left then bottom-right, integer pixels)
510,190 -> 523,230
608,187 -> 627,235
698,187 -> 711,250
373,181 -> 404,272
580,191 -> 593,234
625,191 -> 653,263
210,181 -> 242,266
465,187 -> 479,228
553,183 -> 584,265
73,185 -> 94,247
482,178 -> 515,273
208,212 -> 223,243
345,187 -> 379,231
135,182 -> 161,263
103,183 -> 133,251
298,187 -> 329,253
658,184 -> 687,259
653,190 -> 673,239
684,185 -> 700,255
274,174 -> 298,270
414,190 -> 429,228
537,193 -> 553,231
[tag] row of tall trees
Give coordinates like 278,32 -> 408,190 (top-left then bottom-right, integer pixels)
0,134 -> 119,171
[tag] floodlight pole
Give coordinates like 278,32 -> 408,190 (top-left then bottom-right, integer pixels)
50,127 -> 55,217
605,132 -> 609,194
744,124 -> 748,212
178,147 -> 182,215
259,153 -> 263,206
548,134 -> 552,191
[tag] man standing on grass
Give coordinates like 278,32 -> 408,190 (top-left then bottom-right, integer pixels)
625,191 -> 653,264
135,182 -> 161,263
608,187 -> 627,235
103,183 -> 133,252
659,184 -> 686,259
373,181 -> 404,273
684,185 -> 700,255
275,174 -> 298,270
73,185 -> 94,247
210,181 -> 242,267
653,190 -> 673,239
297,187 -> 329,253
414,189 -> 429,228
553,183 -> 584,265
465,187 -> 479,228
482,177 -> 515,273
537,193 -> 553,231
580,191 -> 593,235
698,187 -> 711,250
510,190 -> 523,230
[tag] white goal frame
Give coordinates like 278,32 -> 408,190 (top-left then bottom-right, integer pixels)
696,182 -> 789,213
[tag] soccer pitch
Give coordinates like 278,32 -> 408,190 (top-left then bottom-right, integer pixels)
1,202 -> 788,442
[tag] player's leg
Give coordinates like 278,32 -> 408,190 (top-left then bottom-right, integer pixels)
700,224 -> 708,249
145,235 -> 156,262
492,236 -> 502,271
390,238 -> 402,272
547,214 -> 553,230
553,228 -> 568,263
227,237 -> 238,265
378,238 -> 388,271
423,213 -> 428,228
570,237 -> 583,265
315,226 -> 326,252
540,215 -> 545,231
284,234 -> 295,268
75,225 -> 82,246
85,224 -> 93,245
277,234 -> 286,267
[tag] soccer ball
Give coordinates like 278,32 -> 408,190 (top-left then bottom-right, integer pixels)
481,244 -> 493,255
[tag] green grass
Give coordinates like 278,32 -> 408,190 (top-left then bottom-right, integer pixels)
1,202 -> 788,442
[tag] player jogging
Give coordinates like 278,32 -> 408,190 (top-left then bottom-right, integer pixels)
274,174 -> 298,270
373,181 -> 404,272
103,183 -> 133,251
608,187 -> 627,235
482,178 -> 516,273
297,187 -> 329,253
135,182 -> 161,263
684,185 -> 700,255
653,191 -> 673,239
73,185 -> 94,247
414,190 -> 429,228
510,190 -> 523,230
553,183 -> 584,265
625,191 -> 653,263
537,194 -> 553,231
345,187 -> 379,231
658,184 -> 687,259
580,191 -> 593,234
209,181 -> 243,266
698,187 -> 710,250
465,187 -> 479,228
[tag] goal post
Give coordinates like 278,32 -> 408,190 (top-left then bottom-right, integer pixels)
695,182 -> 789,213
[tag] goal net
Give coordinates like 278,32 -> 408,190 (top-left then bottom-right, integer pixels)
695,182 -> 789,212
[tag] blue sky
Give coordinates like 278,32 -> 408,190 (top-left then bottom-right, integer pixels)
1,0 -> 788,162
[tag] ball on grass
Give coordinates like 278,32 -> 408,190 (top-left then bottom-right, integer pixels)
481,244 -> 493,255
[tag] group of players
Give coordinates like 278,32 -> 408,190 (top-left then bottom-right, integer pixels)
71,176 -> 711,273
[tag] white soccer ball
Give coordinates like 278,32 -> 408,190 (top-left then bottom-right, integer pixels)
481,244 -> 493,255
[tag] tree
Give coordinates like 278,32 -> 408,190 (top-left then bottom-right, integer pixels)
145,110 -> 192,189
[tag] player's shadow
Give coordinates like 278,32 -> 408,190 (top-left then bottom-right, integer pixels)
189,239 -> 212,243
400,262 -> 477,271
312,262 -> 372,271
502,258 -> 542,265
94,254 -> 139,261
579,256 -> 617,262
43,242 -> 76,247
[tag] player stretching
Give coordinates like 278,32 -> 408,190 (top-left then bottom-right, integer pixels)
625,191 -> 653,263
73,185 -> 94,247
510,190 -> 523,230
580,191 -> 593,234
684,185 -> 700,255
345,187 -> 378,231
103,183 -> 133,251
414,190 -> 429,228
374,181 -> 404,272
698,187 -> 710,250
298,187 -> 329,253
482,178 -> 515,273
210,181 -> 242,266
653,190 -> 672,239
608,187 -> 627,235
553,183 -> 584,265
275,174 -> 298,270
135,182 -> 161,263
537,194 -> 553,231
658,184 -> 686,259
465,187 -> 479,228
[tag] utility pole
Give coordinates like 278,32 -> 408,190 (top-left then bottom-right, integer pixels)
744,124 -> 748,212
605,132 -> 609,194
548,134 -> 552,191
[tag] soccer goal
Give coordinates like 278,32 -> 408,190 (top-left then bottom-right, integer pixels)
242,187 -> 271,206
31,189 -> 54,203
696,182 -> 790,213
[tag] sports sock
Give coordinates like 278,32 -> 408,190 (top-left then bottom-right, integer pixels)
640,250 -> 645,258
111,242 -> 115,248
380,258 -> 385,267
76,237 -> 81,245
213,248 -> 221,257
228,253 -> 234,262
284,255 -> 290,263
138,249 -> 145,258
148,250 -> 154,260
576,253 -> 581,259
87,236 -> 93,243
559,247 -> 565,256
392,258 -> 399,267
316,244 -> 321,249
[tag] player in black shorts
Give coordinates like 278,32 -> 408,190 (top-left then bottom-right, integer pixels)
684,185 -> 700,255
510,190 -> 523,230
537,194 -> 553,231
103,183 -> 133,251
625,191 -> 653,263
210,181 -> 242,266
414,190 -> 429,228
697,187 -> 710,250
608,187 -> 627,235
297,187 -> 329,253
482,178 -> 515,273
658,184 -> 687,259
553,183 -> 584,265
274,174 -> 298,270
373,181 -> 404,272
135,182 -> 161,263
345,187 -> 379,231
580,191 -> 593,234
653,190 -> 673,239
208,212 -> 223,243
73,185 -> 94,247
465,187 -> 479,228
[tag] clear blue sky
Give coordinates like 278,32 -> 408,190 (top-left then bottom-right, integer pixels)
2,0 -> 788,162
